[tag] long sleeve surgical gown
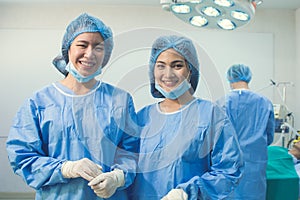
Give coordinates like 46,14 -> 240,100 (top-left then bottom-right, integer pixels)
129,98 -> 243,200
217,89 -> 275,200
6,81 -> 139,200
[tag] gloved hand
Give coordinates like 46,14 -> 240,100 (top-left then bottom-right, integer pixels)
61,158 -> 102,181
161,188 -> 188,200
88,169 -> 125,198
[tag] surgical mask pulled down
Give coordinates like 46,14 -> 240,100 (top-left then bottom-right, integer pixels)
155,78 -> 191,100
66,61 -> 102,83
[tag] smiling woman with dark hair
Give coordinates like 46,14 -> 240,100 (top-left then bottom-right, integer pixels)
129,35 -> 243,200
6,13 -> 139,200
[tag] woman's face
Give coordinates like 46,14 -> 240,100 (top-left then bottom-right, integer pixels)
68,32 -> 105,77
154,48 -> 190,92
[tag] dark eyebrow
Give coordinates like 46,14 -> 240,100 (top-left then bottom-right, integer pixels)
96,42 -> 105,46
156,60 -> 185,64
75,40 -> 104,45
75,39 -> 88,43
171,60 -> 185,64
156,61 -> 166,64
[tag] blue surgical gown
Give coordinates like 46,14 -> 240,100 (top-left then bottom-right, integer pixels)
6,81 -> 139,200
129,98 -> 243,200
217,89 -> 275,200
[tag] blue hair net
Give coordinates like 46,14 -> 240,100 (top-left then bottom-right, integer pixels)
53,13 -> 113,76
52,55 -> 68,76
227,64 -> 252,83
149,35 -> 200,98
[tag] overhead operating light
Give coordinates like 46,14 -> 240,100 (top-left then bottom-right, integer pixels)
161,0 -> 263,30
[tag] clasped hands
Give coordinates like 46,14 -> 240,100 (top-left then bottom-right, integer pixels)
61,158 -> 124,198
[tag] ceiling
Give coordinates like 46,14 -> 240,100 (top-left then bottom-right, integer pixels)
109,0 -> 300,9
248,0 -> 299,9
93,0 -> 300,9
0,0 -> 300,10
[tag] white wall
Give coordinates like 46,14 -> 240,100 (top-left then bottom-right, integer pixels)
0,2 -> 299,194
248,9 -> 298,125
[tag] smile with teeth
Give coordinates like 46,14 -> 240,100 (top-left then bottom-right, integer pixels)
80,61 -> 94,67
79,61 -> 96,71
162,80 -> 178,88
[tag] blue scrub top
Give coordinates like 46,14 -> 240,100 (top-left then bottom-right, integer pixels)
130,98 -> 243,200
6,81 -> 139,200
218,89 -> 275,200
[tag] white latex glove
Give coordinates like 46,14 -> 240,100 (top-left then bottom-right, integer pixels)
88,169 -> 125,198
161,188 -> 188,200
61,158 -> 102,181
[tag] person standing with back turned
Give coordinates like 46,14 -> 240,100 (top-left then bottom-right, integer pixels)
6,13 -> 139,200
217,64 -> 275,200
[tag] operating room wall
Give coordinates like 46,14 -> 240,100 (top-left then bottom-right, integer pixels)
0,2 -> 298,194
296,9 -> 300,138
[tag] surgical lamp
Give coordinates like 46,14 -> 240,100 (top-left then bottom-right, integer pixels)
161,0 -> 263,30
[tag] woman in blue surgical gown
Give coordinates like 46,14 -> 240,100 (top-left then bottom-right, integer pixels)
6,13 -> 139,200
129,35 -> 243,200
217,64 -> 275,200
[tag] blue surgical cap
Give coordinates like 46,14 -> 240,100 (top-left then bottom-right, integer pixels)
149,35 -> 200,98
227,64 -> 252,83
53,13 -> 113,76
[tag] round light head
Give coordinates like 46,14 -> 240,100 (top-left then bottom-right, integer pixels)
231,10 -> 250,21
171,4 -> 191,14
217,19 -> 236,30
202,6 -> 221,17
213,0 -> 234,7
190,15 -> 208,27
